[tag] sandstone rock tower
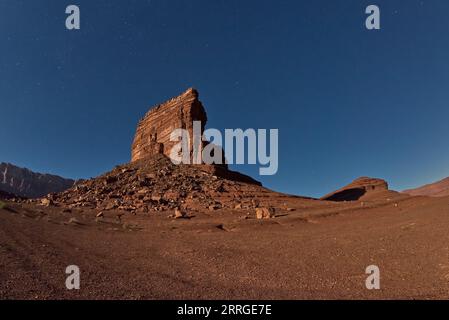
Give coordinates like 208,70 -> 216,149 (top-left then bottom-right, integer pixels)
131,88 -> 207,162
130,88 -> 260,186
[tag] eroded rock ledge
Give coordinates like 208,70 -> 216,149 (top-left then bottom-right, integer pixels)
131,88 -> 208,163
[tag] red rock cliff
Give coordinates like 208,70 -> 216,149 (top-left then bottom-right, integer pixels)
131,88 -> 207,162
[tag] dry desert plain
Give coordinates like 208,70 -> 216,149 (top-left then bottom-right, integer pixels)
1,175 -> 449,300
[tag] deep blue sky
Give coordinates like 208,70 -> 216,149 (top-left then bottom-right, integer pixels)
1,0 -> 449,198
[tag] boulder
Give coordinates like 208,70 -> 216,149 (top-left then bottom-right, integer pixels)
40,198 -> 53,207
256,207 -> 275,219
174,207 -> 186,219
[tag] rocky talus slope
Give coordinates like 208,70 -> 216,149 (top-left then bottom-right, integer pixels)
46,154 -> 279,213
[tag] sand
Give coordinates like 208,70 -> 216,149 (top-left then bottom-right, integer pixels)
1,192 -> 449,300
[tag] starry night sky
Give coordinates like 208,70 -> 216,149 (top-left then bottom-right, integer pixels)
1,0 -> 449,198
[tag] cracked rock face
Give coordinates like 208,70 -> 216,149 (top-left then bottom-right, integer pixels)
131,88 -> 208,163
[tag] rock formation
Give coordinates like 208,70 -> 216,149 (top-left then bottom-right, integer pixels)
0,162 -> 75,198
46,88 -> 268,213
321,177 -> 390,201
131,88 -> 209,163
403,177 -> 449,197
48,154 -> 268,213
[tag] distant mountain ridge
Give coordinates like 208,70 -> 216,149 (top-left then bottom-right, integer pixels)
403,177 -> 449,197
0,162 -> 75,198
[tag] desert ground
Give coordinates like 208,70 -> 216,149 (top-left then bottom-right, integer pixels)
1,191 -> 449,300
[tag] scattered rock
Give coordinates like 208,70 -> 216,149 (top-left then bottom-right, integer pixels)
251,199 -> 260,208
174,207 -> 186,219
104,176 -> 118,185
105,203 -> 117,211
68,218 -> 84,226
208,204 -> 221,211
256,207 -> 275,220
40,198 -> 53,207
151,195 -> 162,202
